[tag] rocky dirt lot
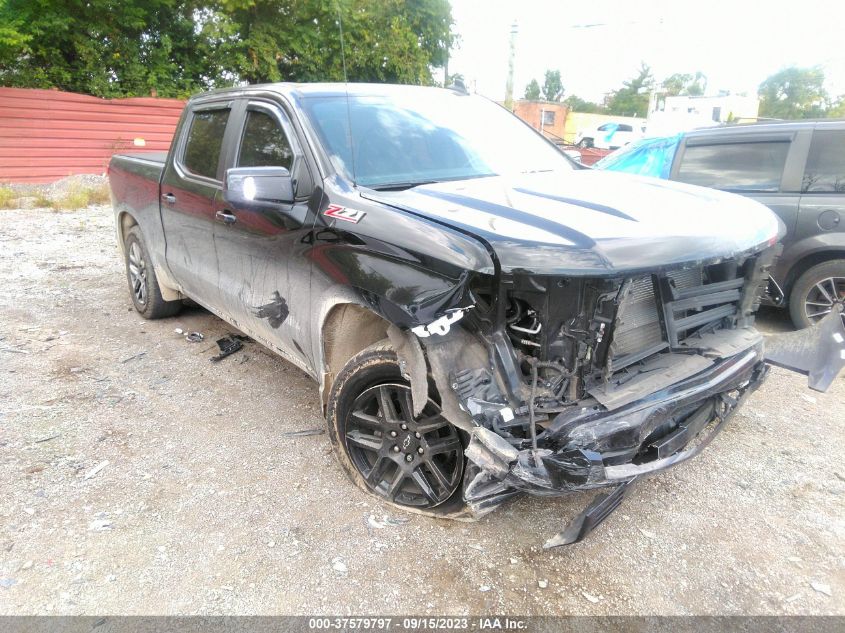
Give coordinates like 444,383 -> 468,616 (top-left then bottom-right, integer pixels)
0,205 -> 843,615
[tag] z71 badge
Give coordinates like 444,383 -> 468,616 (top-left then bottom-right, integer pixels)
324,204 -> 366,224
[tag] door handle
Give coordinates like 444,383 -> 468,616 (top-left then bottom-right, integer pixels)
161,193 -> 176,204
215,210 -> 237,225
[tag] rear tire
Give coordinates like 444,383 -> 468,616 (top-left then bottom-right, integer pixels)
124,226 -> 181,319
326,340 -> 466,513
788,259 -> 845,329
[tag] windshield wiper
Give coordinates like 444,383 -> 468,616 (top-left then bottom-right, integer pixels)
368,181 -> 438,191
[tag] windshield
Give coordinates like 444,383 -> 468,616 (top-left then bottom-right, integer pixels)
301,90 -> 573,188
594,134 -> 682,179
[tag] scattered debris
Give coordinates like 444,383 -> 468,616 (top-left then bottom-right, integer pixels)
332,559 -> 348,573
468,543 -> 484,552
0,345 -> 29,354
281,428 -> 325,438
366,514 -> 410,530
174,328 -> 184,335
120,351 -> 146,364
83,460 -> 109,480
210,336 -> 244,362
639,528 -> 657,539
834,472 -> 845,483
88,519 -> 112,531
20,561 -> 33,571
479,585 -> 491,592
810,581 -> 832,597
34,432 -> 61,444
23,507 -> 35,516
509,558 -> 519,565
582,591 -> 600,603
0,578 -> 16,589
799,393 -> 817,404
787,556 -> 802,563
784,593 -> 802,603
23,464 -> 45,475
538,580 -> 548,589
267,541 -> 275,548
186,332 -> 204,343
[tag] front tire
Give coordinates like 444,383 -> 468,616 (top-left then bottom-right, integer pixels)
326,341 -> 465,512
788,259 -> 845,329
124,226 -> 181,319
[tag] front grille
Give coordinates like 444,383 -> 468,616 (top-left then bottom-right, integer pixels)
609,266 -> 740,370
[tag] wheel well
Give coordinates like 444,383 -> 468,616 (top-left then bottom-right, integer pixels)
118,212 -> 138,250
321,304 -> 391,399
783,251 -> 845,302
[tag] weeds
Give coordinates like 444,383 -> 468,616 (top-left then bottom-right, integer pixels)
49,182 -> 111,211
0,180 -> 110,211
0,186 -> 17,209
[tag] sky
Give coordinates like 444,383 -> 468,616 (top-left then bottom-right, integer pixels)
447,0 -> 845,103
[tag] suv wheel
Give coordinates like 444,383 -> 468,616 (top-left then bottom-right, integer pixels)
326,340 -> 465,511
124,226 -> 182,319
788,260 -> 845,329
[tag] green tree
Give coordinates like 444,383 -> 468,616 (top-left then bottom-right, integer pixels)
0,0 -> 229,97
563,94 -> 606,113
524,78 -> 540,100
541,69 -> 563,101
661,71 -> 706,96
219,0 -> 453,85
606,62 -> 653,116
0,0 -> 455,97
758,66 -> 828,119
828,96 -> 845,118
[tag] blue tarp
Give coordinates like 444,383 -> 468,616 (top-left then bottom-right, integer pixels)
593,134 -> 683,179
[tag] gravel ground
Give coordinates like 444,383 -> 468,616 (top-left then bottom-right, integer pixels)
0,205 -> 843,615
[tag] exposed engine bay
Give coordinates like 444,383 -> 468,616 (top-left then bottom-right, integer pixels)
446,251 -> 772,446
406,248 -> 791,544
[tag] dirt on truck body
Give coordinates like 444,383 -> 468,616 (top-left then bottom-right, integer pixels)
107,82 -> 845,546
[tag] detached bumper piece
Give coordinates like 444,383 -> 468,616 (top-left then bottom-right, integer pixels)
463,349 -> 770,545
764,304 -> 845,392
543,477 -> 637,548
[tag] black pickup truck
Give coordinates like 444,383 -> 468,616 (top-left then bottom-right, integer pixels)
108,83 -> 844,546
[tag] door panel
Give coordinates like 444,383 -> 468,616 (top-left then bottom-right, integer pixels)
161,104 -> 234,309
213,101 -> 318,372
795,128 -> 845,256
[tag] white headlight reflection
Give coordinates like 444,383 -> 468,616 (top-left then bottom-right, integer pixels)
243,176 -> 257,201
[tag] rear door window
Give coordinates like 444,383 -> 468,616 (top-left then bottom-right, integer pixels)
677,141 -> 790,192
237,110 -> 294,169
183,108 -> 230,179
802,130 -> 845,192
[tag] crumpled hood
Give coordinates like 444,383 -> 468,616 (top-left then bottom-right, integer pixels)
364,170 -> 781,276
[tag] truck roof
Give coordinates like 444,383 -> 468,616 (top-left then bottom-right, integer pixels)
190,82 -> 461,103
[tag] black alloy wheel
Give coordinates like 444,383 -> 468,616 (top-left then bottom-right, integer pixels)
802,275 -> 845,324
343,383 -> 463,508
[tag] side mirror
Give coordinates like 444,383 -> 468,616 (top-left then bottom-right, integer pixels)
224,166 -> 294,206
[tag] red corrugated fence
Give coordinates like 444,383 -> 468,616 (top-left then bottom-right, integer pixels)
0,87 -> 185,184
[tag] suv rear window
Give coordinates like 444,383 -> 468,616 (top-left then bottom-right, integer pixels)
183,108 -> 230,179
802,130 -> 845,192
677,141 -> 790,192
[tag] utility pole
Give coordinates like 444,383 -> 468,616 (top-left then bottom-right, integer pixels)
504,20 -> 518,111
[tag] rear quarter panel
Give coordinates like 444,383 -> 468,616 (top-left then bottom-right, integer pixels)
109,153 -> 169,277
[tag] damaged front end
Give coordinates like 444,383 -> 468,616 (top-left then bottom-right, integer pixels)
409,246 -> 845,545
